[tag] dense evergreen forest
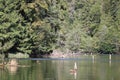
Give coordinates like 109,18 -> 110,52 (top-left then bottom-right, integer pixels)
0,0 -> 120,58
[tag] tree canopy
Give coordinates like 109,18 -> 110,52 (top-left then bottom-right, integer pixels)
0,0 -> 120,58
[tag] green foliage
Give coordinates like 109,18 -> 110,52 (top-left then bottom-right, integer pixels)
20,0 -> 57,55
36,23 -> 57,52
0,0 -> 35,55
0,0 -> 120,57
49,0 -> 120,54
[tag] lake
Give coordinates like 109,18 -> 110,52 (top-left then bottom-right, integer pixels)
0,54 -> 120,80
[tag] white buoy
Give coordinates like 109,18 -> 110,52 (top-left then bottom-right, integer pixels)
109,54 -> 111,60
92,55 -> 95,63
109,54 -> 112,66
74,62 -> 77,70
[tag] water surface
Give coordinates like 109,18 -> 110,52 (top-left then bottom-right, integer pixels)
0,54 -> 120,80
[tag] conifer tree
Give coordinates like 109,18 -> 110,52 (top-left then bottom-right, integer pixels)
0,0 -> 35,57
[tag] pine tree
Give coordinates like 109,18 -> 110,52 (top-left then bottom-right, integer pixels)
0,0 -> 35,57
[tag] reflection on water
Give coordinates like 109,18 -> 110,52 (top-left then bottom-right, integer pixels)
0,54 -> 120,80
7,65 -> 18,74
7,59 -> 18,74
69,62 -> 77,79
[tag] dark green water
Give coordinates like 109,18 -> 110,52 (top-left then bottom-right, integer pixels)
0,55 -> 120,80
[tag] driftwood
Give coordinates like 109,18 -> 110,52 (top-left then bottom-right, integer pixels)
0,59 -> 18,67
0,59 -> 30,68
0,59 -> 30,75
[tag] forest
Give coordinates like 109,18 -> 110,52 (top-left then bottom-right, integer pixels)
0,0 -> 120,58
